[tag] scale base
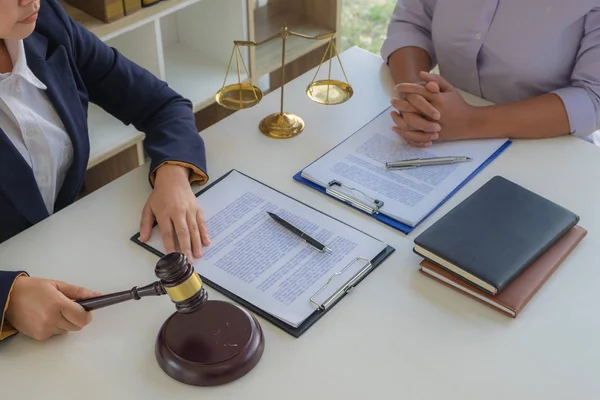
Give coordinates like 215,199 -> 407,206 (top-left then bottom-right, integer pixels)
259,112 -> 305,139
155,300 -> 264,386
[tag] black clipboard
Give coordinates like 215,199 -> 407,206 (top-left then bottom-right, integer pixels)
131,169 -> 395,337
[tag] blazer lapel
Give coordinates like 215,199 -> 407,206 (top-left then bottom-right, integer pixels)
0,130 -> 49,224
0,32 -> 89,226
24,32 -> 89,211
0,35 -> 51,225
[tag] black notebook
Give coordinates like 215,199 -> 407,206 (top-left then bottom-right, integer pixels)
413,176 -> 579,295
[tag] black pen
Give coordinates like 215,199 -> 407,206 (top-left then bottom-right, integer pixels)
267,212 -> 332,253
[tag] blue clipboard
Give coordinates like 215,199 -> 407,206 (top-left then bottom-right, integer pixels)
293,141 -> 512,234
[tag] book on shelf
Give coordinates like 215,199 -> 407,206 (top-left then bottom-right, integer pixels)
64,0 -> 125,23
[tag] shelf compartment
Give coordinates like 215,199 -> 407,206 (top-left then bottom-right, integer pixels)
87,104 -> 144,169
59,0 -> 203,41
163,44 -> 250,113
160,0 -> 249,112
105,20 -> 164,79
252,0 -> 337,77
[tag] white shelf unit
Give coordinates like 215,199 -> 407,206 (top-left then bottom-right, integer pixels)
60,0 -> 248,169
250,0 -> 338,78
159,0 -> 249,113
59,0 -> 339,184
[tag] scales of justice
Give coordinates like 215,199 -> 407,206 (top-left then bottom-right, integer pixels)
215,26 -> 354,138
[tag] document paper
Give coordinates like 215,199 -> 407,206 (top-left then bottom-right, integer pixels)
145,171 -> 388,327
301,106 -> 508,226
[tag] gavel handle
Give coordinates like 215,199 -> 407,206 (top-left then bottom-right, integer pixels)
76,281 -> 166,311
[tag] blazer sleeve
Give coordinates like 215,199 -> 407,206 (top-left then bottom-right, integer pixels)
48,0 -> 209,187
0,271 -> 27,341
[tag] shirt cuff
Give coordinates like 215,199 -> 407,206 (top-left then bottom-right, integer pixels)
150,161 -> 209,187
1,272 -> 27,341
380,30 -> 437,68
551,86 -> 600,141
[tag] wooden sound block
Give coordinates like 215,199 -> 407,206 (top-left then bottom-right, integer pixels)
155,300 -> 264,386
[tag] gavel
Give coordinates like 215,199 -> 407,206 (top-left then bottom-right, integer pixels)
76,252 -> 208,314
76,252 -> 265,387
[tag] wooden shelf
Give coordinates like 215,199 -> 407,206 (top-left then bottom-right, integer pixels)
59,0 -> 202,41
163,43 -> 248,113
87,104 -> 144,169
253,4 -> 332,77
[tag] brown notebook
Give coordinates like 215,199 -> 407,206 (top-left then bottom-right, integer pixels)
419,225 -> 587,317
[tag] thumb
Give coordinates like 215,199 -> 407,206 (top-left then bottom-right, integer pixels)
54,281 -> 102,300
420,71 -> 453,92
139,201 -> 156,242
60,299 -> 93,329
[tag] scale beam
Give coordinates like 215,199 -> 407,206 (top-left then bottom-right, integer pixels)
215,26 -> 353,139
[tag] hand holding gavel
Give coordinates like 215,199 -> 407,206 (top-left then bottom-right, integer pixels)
76,252 -> 208,314
4,253 -> 205,342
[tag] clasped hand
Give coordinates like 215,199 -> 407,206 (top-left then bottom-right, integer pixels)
391,71 -> 475,146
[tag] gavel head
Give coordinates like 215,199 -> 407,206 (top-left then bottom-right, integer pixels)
155,253 -> 208,314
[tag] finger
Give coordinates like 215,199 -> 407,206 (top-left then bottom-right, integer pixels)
55,281 -> 103,300
406,140 -> 433,148
394,83 -> 435,101
396,80 -> 427,99
403,112 -> 441,133
420,71 -> 453,92
186,210 -> 203,259
60,300 -> 93,329
172,215 -> 194,262
405,94 -> 440,120
390,111 -> 411,131
392,126 -> 439,143
157,217 -> 178,254
197,209 -> 210,247
50,327 -> 68,337
57,317 -> 82,332
139,202 -> 156,242
425,81 -> 441,93
391,98 -> 420,114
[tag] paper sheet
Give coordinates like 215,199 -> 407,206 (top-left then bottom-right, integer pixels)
145,171 -> 388,327
301,106 -> 508,226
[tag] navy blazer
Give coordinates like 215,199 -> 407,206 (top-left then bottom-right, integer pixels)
0,0 -> 209,339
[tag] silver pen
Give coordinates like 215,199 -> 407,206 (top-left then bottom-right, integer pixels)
386,156 -> 472,170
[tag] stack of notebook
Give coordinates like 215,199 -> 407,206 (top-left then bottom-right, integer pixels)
413,176 -> 586,317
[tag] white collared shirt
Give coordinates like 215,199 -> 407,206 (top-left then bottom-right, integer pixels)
0,39 -> 73,214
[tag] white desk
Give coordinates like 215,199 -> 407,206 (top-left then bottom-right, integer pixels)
1,47 -> 599,400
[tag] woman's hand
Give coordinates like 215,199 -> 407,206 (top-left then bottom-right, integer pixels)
391,79 -> 442,147
5,276 -> 100,341
394,72 -> 476,144
139,164 -> 210,262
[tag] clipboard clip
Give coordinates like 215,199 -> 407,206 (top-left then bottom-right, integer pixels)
310,257 -> 373,311
326,180 -> 384,214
